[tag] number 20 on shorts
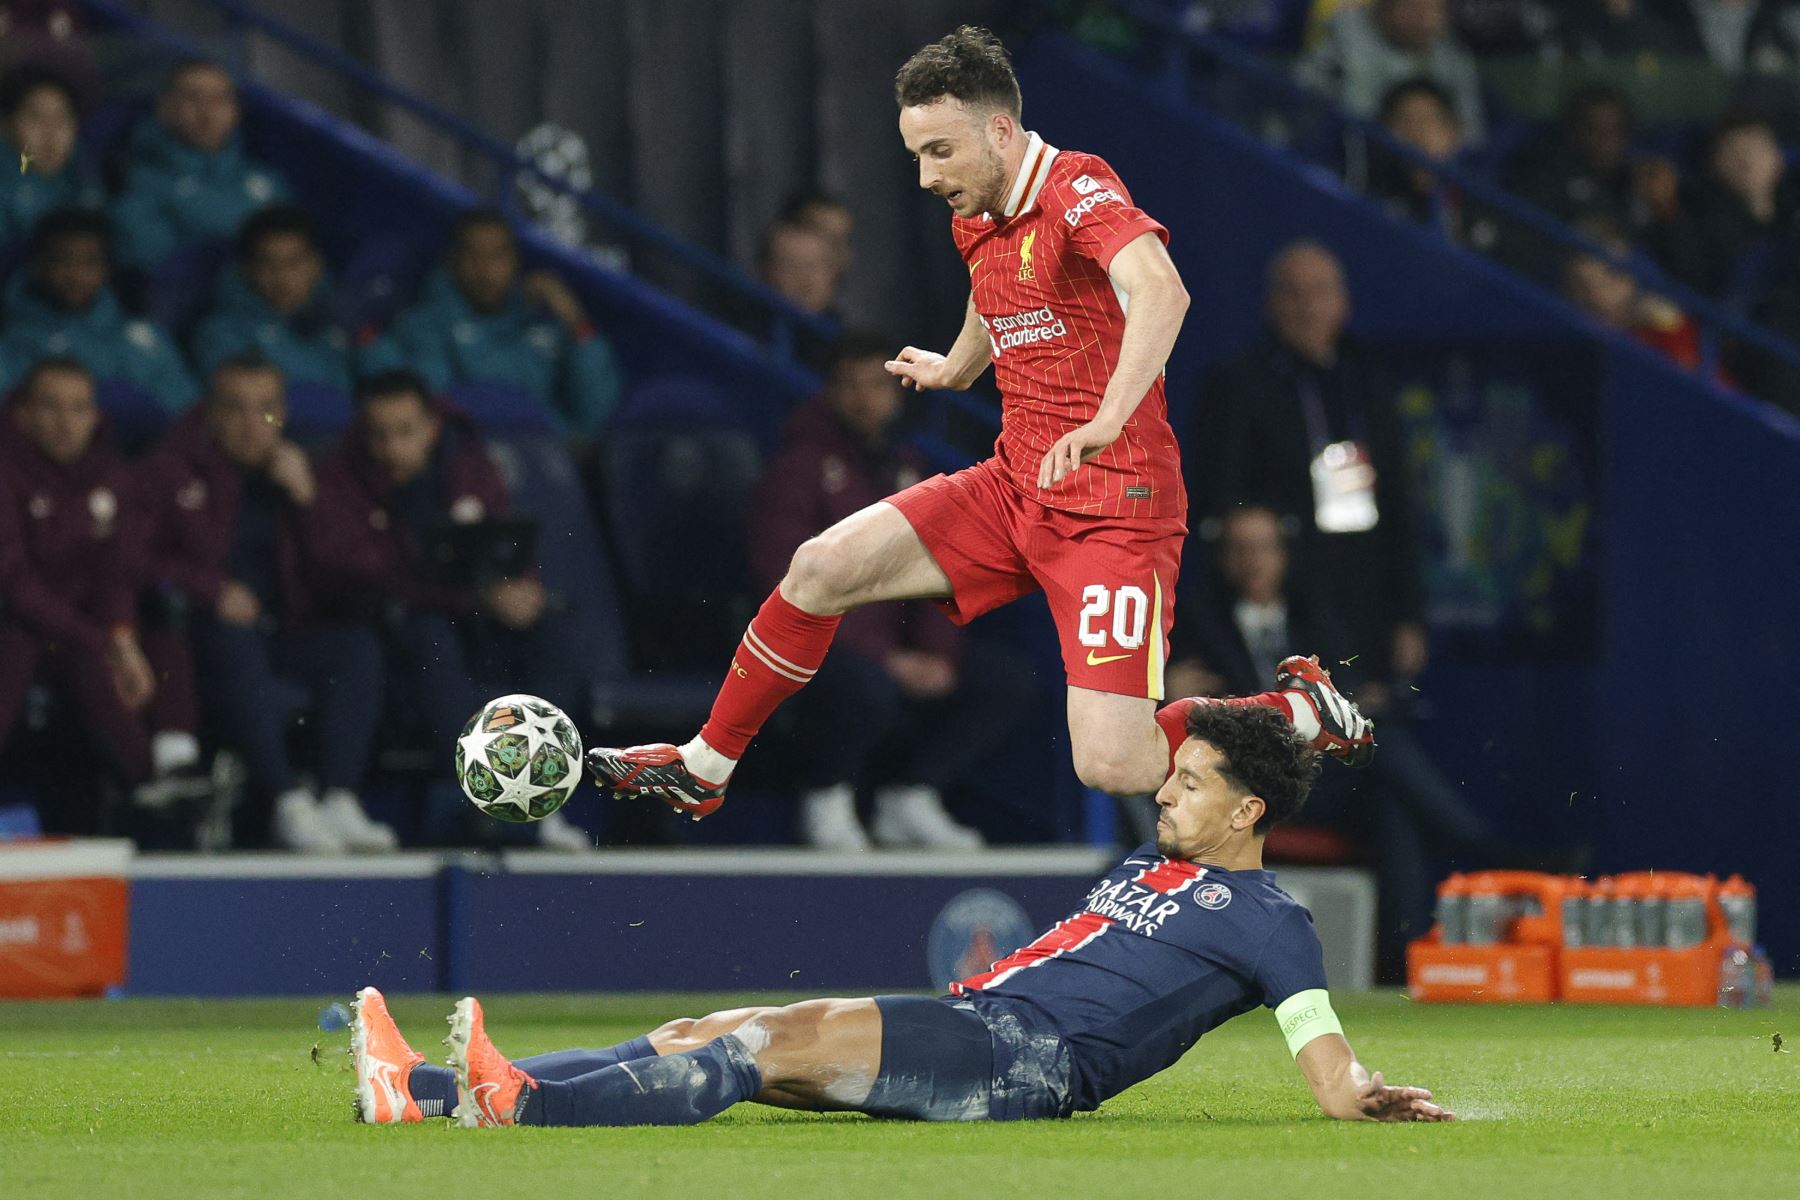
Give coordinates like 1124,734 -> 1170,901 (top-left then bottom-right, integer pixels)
1078,584 -> 1148,650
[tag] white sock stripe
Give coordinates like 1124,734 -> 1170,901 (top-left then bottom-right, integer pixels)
743,628 -> 818,680
741,635 -> 814,684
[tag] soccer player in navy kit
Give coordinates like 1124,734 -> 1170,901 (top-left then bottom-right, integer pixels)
351,705 -> 1452,1127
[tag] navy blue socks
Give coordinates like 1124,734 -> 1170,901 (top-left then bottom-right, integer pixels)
518,1035 -> 763,1127
408,1035 -> 660,1118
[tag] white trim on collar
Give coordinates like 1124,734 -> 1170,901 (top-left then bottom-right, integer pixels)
1000,131 -> 1060,219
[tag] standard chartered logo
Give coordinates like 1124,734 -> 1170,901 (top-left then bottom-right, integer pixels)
981,306 -> 1069,354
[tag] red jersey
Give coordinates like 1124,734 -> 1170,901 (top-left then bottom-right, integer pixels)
953,133 -> 1185,521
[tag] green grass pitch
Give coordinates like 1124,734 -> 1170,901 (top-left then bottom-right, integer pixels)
4,987 -> 1797,1199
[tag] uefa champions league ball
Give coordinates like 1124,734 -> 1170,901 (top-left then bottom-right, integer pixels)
454,694 -> 583,822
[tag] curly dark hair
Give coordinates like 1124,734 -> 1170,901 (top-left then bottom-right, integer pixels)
1184,704 -> 1319,834
895,25 -> 1021,117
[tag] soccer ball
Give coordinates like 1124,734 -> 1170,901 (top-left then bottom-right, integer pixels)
454,694 -> 584,822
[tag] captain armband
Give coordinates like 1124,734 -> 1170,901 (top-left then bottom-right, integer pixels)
1273,989 -> 1343,1058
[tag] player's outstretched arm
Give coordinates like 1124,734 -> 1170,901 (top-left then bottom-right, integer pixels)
1295,1032 -> 1455,1123
886,297 -> 990,392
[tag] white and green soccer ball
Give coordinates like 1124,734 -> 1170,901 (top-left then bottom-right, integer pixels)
454,694 -> 583,822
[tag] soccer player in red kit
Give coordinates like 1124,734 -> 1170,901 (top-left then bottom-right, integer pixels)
588,27 -> 1373,818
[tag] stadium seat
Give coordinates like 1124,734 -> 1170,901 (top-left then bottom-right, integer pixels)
282,380 -> 354,447
444,380 -> 559,436
95,379 -> 168,451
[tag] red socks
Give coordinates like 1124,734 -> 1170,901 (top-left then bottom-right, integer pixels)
698,590 -> 841,762
1155,692 -> 1294,775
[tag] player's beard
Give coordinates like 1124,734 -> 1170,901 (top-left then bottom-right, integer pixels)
972,144 -> 1010,215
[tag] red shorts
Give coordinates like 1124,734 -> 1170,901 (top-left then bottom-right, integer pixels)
887,458 -> 1185,700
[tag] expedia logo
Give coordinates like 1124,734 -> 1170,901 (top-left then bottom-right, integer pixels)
1063,187 -> 1123,228
927,888 -> 1035,994
1194,882 -> 1232,910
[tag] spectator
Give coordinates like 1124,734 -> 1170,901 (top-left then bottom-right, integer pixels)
1658,0 -> 1800,74
1299,0 -> 1486,140
193,205 -> 351,390
1169,506 -> 1576,981
1647,113 -> 1798,296
1449,0 -> 1560,54
363,209 -> 620,438
753,217 -> 843,370
0,357 -> 201,830
748,334 -> 1027,851
1735,239 -> 1800,412
296,369 -> 587,849
112,60 -> 290,271
138,356 -> 392,852
1507,86 -> 1679,235
1561,0 -> 1695,59
0,208 -> 196,414
779,191 -> 855,280
1369,78 -> 1504,253
0,62 -> 100,253
1194,240 -> 1426,683
1564,215 -> 1733,379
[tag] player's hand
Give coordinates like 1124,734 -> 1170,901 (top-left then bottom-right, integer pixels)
215,579 -> 262,627
1038,416 -> 1124,489
522,270 -> 589,331
885,347 -> 960,392
1354,1071 -> 1455,1122
266,441 -> 316,507
485,577 -> 547,630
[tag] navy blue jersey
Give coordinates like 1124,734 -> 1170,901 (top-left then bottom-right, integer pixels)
950,846 -> 1328,1112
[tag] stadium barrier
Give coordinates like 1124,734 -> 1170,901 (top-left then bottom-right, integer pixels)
102,846 -> 1377,997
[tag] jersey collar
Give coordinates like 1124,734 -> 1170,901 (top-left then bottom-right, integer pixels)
998,131 -> 1059,220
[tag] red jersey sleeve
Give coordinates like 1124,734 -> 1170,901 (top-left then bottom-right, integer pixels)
1047,157 -> 1168,273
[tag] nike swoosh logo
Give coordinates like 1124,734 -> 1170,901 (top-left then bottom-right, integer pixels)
473,1081 -> 503,1126
1086,650 -> 1131,666
968,258 -> 983,276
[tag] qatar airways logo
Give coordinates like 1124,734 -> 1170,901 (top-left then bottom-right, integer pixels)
981,306 -> 1069,354
1082,878 -> 1183,937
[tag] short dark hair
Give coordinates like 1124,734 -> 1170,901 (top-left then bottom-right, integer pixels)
209,352 -> 282,389
354,368 -> 432,411
1184,703 -> 1319,834
237,204 -> 318,262
1562,82 -> 1631,128
895,26 -> 1021,117
0,62 -> 81,119
20,354 -> 93,394
1378,76 -> 1456,126
779,191 -> 849,225
164,58 -> 232,94
450,206 -> 511,245
31,207 -> 109,256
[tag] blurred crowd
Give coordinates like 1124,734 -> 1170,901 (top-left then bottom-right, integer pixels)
1170,0 -> 1800,410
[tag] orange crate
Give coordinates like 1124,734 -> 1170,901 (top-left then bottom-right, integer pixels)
1407,940 -> 1558,1003
1560,944 -> 1725,1006
0,840 -> 131,998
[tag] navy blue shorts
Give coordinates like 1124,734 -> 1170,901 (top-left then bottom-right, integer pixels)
861,995 -> 1072,1122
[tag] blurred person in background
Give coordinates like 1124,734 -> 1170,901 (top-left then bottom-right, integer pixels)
1506,85 -> 1679,236
1368,78 -> 1503,254
296,369 -> 586,849
1647,113 -> 1797,297
1735,235 -> 1800,412
1563,214 -> 1733,380
112,60 -> 290,271
193,204 -> 351,391
0,207 -> 196,413
1300,0 -> 1485,140
749,334 -> 1031,851
1194,240 -> 1426,686
1169,507 -> 1577,981
0,357 -> 201,830
363,208 -> 620,439
0,62 -> 100,252
1659,0 -> 1800,74
138,356 -> 390,853
779,191 -> 855,283
754,216 -> 844,371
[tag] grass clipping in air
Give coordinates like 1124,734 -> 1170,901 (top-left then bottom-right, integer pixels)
2,988 -> 1797,1200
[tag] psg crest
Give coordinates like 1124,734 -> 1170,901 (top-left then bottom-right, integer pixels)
1194,881 -> 1233,910
927,888 -> 1036,994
